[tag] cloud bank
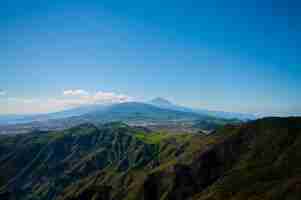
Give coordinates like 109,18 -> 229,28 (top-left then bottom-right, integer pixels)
63,89 -> 131,105
1,90 -> 132,114
63,89 -> 89,96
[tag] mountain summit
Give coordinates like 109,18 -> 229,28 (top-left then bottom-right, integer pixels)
149,97 -> 174,107
148,97 -> 196,113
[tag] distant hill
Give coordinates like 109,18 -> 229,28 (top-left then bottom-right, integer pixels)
0,98 -> 255,126
0,102 -> 230,134
149,97 -> 175,107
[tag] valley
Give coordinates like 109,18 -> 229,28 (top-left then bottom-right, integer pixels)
0,99 -> 239,135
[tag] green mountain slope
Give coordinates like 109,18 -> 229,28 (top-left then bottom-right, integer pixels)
0,122 -> 218,200
137,117 -> 301,200
0,117 -> 300,200
0,123 -> 160,200
193,117 -> 301,200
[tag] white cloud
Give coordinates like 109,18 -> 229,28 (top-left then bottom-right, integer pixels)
63,89 -> 89,96
1,90 -> 133,114
63,89 -> 131,105
0,90 -> 6,96
92,91 -> 131,104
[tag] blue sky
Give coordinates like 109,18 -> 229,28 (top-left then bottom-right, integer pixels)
0,0 -> 300,115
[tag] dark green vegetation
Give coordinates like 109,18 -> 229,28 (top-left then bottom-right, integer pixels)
193,117 -> 301,200
0,117 -> 300,200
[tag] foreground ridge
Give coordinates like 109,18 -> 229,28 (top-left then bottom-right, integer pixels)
0,117 -> 300,200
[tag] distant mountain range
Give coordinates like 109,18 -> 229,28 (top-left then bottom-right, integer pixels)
0,98 -> 255,126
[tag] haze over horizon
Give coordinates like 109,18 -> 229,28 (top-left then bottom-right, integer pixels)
1,0 -> 300,116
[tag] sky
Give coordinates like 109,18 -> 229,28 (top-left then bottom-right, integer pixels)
0,0 -> 300,116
